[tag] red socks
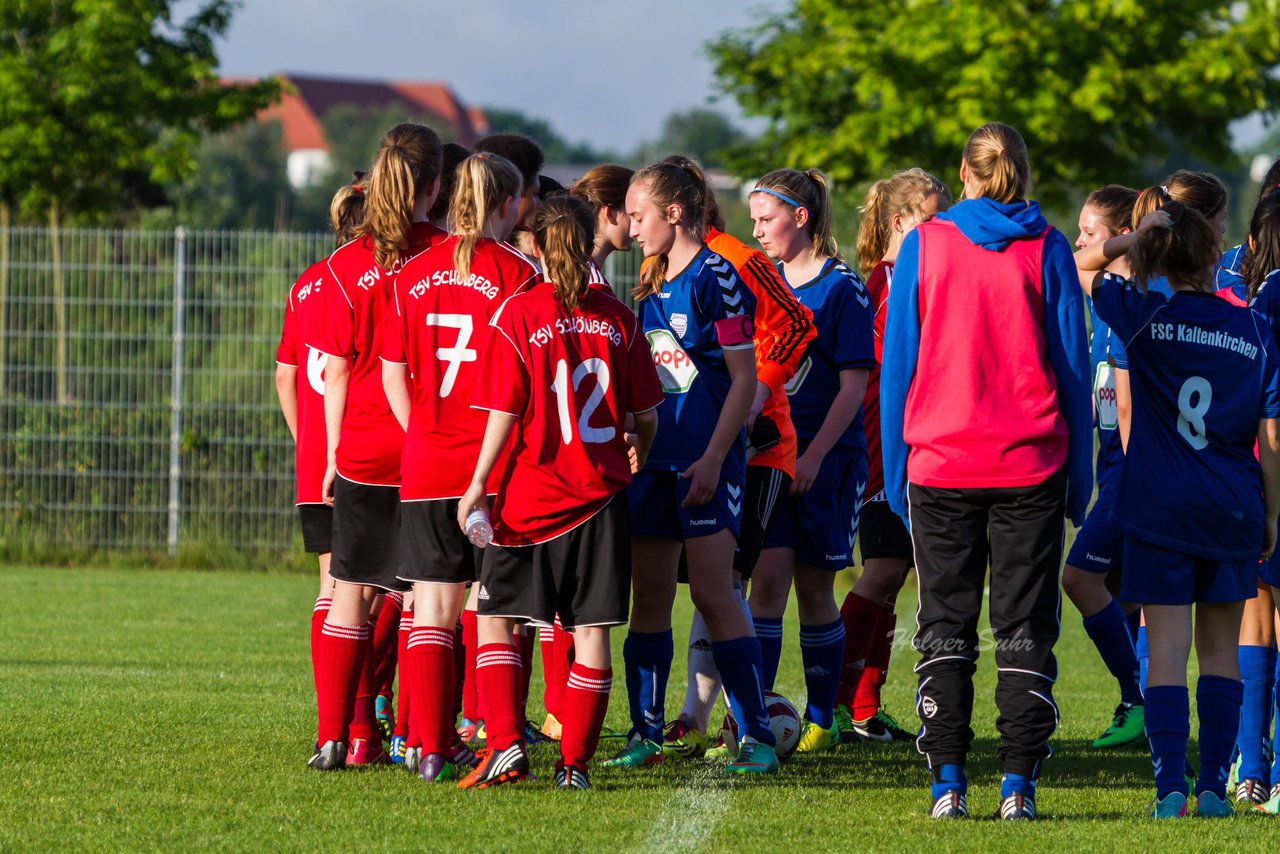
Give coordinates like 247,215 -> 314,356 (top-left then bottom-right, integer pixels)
835,591 -> 881,709
853,604 -> 898,721
460,608 -> 479,722
310,596 -> 331,693
476,643 -> 523,751
349,619 -> 379,743
372,592 -> 403,703
515,628 -> 535,719
407,626 -> 456,755
540,625 -> 557,717
560,664 -> 612,769
546,619 -> 576,721
394,611 -> 413,740
315,620 -> 368,745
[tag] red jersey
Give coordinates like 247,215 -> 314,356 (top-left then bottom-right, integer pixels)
474,282 -> 664,545
382,235 -> 538,500
276,260 -> 333,504
864,260 -> 891,499
311,222 -> 446,486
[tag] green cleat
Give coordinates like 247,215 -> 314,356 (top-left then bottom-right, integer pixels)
794,720 -> 840,754
854,707 -> 917,742
704,740 -> 734,761
375,696 -> 395,742
662,719 -> 708,759
1195,792 -> 1235,818
1151,791 -> 1189,819
1091,703 -> 1145,748
1253,790 -> 1280,815
724,738 -> 779,775
833,705 -> 859,744
602,736 -> 665,769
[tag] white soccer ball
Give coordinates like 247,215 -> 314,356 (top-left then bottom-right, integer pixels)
718,690 -> 804,760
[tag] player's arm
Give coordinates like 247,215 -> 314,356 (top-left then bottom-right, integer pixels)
456,410 -> 519,531
1115,367 -> 1132,452
275,364 -> 298,442
382,360 -> 411,432
681,344 -> 756,507
1075,210 -> 1172,273
629,408 -> 659,474
793,367 -> 869,495
1259,417 -> 1280,561
321,356 -> 350,506
743,254 -> 815,426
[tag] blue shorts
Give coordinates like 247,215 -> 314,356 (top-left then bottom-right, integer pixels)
1065,485 -> 1123,575
762,447 -> 866,572
1119,536 -> 1259,606
1261,555 -> 1280,588
628,470 -> 743,541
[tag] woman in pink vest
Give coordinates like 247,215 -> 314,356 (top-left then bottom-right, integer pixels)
880,123 -> 1092,821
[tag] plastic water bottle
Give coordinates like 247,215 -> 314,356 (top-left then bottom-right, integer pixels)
465,508 -> 492,548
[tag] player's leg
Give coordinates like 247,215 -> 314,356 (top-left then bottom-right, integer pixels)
372,590 -> 403,741
459,613 -> 528,789
986,473 -> 1065,821
312,579 -> 378,769
847,559 -> 915,741
909,481 -> 988,818
458,588 -> 482,742
747,547 -> 793,691
792,560 -> 843,752
391,595 -> 414,765
1236,583 -> 1276,804
1143,601 -> 1195,817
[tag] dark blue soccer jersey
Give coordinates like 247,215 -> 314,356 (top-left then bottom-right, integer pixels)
1094,279 -> 1280,561
639,246 -> 757,473
780,259 -> 877,453
1088,275 -> 1126,488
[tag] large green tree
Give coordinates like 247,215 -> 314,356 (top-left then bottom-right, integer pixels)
0,0 -> 280,401
709,0 -> 1280,200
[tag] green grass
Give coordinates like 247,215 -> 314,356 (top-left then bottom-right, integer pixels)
0,564 -> 1269,852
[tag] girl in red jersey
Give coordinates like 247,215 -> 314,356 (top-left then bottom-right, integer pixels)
455,195 -> 663,789
382,152 -> 537,783
830,169 -> 949,743
275,178 -> 367,734
307,123 -> 446,771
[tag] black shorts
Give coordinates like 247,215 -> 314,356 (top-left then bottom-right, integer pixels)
298,503 -> 333,554
399,499 -> 481,585
329,475 -> 409,593
677,465 -> 791,583
858,498 -> 915,564
477,495 -> 630,629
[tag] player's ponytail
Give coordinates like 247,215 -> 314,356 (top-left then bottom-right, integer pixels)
360,123 -> 444,270
533,196 -> 595,311
1244,189 -> 1280,300
1129,199 -> 1218,293
329,172 -> 367,247
1132,170 -> 1227,229
631,161 -> 706,301
855,168 -> 952,275
962,123 -> 1030,204
754,168 -> 839,260
451,152 -> 523,284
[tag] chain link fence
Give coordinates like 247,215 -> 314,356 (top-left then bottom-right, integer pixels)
0,227 -> 641,561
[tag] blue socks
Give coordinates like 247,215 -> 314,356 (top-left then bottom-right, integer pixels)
1135,625 -> 1149,694
1125,607 -> 1142,646
712,636 -> 776,747
1082,599 -> 1143,707
622,629 -> 673,743
753,616 -> 784,690
799,618 -> 845,729
1001,771 -> 1037,799
931,763 -> 967,799
1145,685 -> 1191,799
1196,675 -> 1244,799
1238,645 -> 1277,784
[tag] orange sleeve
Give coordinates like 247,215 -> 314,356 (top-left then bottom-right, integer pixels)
738,252 -> 815,394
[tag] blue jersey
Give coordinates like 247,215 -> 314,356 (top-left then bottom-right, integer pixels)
640,246 -> 757,473
780,259 -> 876,453
1215,243 -> 1249,305
1095,279 -> 1280,561
1088,275 -> 1125,488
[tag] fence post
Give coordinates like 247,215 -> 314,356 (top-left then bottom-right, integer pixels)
167,227 -> 187,557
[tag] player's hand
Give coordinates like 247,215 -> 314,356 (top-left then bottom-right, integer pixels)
1137,210 -> 1173,235
457,482 -> 489,533
746,381 -> 770,430
791,450 -> 823,495
322,461 -> 337,507
679,455 -> 721,506
625,432 -> 646,474
1262,517 -> 1277,562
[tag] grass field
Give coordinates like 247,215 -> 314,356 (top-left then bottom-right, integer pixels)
0,563 -> 1272,852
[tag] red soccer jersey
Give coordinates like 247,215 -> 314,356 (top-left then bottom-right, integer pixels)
474,282 -> 664,545
382,235 -> 538,500
311,222 -> 446,486
276,259 -> 332,504
863,260 -> 891,499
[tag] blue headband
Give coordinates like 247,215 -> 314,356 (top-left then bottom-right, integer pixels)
750,186 -> 804,209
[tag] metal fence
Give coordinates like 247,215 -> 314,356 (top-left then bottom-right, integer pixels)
0,226 -> 642,558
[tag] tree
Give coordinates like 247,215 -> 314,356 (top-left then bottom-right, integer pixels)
708,0 -> 1280,203
0,0 -> 280,401
636,108 -> 747,168
482,106 -> 615,163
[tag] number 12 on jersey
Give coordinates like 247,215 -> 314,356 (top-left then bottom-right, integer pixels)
551,358 -> 614,445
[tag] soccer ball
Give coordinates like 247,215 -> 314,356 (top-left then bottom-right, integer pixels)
718,691 -> 803,760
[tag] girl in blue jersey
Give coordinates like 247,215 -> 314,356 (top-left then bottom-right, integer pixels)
1092,197 -> 1280,819
746,168 -> 876,752
1216,158 -> 1280,305
1063,186 -> 1147,750
1234,189 -> 1280,812
605,159 -> 779,775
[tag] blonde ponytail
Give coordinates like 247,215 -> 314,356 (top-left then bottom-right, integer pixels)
533,196 -> 595,311
359,123 -> 443,270
962,123 -> 1029,204
855,168 -> 951,274
753,168 -> 838,259
450,153 -> 523,284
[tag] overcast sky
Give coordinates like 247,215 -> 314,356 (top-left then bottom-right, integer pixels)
199,0 -> 787,152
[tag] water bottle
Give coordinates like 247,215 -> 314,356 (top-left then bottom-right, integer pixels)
465,508 -> 492,548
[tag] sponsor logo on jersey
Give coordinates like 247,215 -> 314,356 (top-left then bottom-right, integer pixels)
647,328 -> 699,393
1085,552 -> 1113,566
670,312 -> 689,339
688,518 -> 718,527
